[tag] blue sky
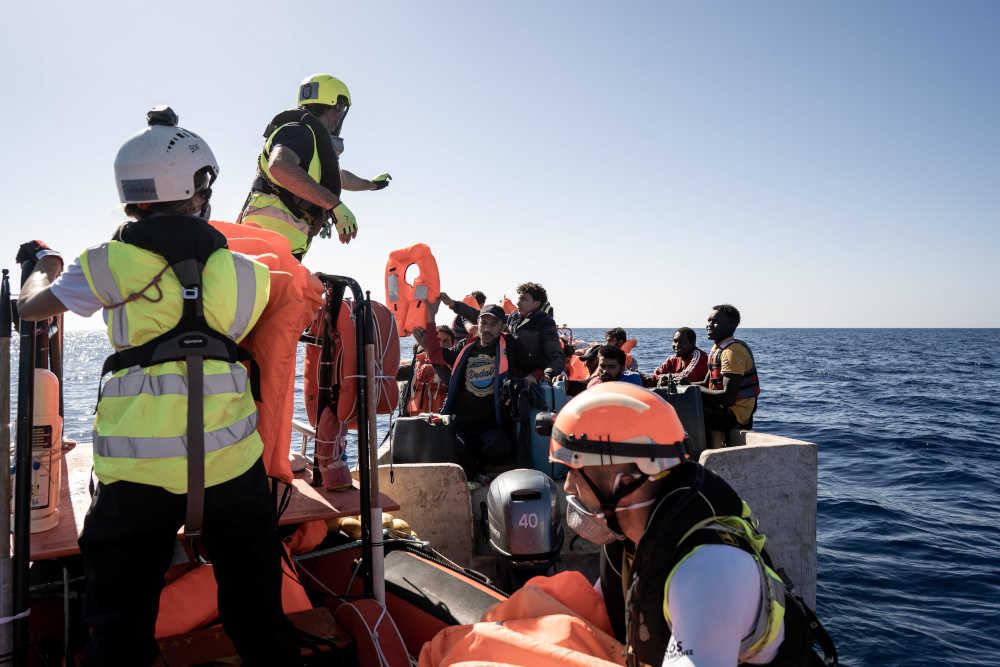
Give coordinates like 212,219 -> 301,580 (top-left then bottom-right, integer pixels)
2,1 -> 997,328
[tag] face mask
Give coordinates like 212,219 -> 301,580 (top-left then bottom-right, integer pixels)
565,494 -> 658,544
329,134 -> 345,156
566,494 -> 622,544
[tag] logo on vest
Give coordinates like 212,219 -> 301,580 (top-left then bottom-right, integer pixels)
665,639 -> 693,660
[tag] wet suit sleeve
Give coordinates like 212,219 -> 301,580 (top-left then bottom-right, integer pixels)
271,124 -> 316,168
662,545 -> 774,667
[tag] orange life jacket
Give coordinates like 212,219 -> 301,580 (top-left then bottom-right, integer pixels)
405,353 -> 448,415
384,243 -> 440,336
501,297 -> 517,315
461,293 -> 480,309
565,355 -> 591,382
209,220 -> 324,483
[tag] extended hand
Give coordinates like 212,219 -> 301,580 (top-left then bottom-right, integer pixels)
332,202 -> 358,244
371,173 -> 392,190
439,292 -> 455,307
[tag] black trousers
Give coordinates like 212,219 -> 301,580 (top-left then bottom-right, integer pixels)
454,423 -> 514,478
703,403 -> 753,443
78,458 -> 301,666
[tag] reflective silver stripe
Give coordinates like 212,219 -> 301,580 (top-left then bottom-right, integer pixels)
94,410 -> 258,459
242,202 -> 311,234
387,274 -> 399,302
101,364 -> 248,398
228,253 -> 259,340
87,244 -> 130,348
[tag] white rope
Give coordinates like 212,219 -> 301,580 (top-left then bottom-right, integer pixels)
0,609 -> 30,625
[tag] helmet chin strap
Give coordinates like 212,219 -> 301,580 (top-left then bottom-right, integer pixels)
579,470 -> 648,538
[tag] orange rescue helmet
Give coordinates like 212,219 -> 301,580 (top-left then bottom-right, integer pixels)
548,382 -> 689,475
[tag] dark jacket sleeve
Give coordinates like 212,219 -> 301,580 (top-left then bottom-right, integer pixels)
537,317 -> 565,377
450,301 -> 480,324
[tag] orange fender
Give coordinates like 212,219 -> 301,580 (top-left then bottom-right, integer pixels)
385,243 -> 440,336
155,553 -> 312,639
209,220 -> 324,483
155,565 -> 218,638
286,519 -> 329,554
501,297 -> 517,315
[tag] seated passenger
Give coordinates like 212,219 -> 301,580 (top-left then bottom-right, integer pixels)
417,302 -> 534,479
605,327 -> 638,371
439,290 -> 485,342
695,304 -> 760,441
560,337 -> 591,382
507,282 -> 564,383
404,326 -> 455,415
652,326 -> 708,386
587,345 -> 643,388
579,343 -> 602,378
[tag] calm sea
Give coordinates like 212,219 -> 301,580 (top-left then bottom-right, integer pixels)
7,327 -> 1000,666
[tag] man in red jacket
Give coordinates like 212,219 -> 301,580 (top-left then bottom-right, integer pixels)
652,327 -> 708,386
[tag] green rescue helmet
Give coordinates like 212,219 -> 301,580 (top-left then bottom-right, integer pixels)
298,74 -> 351,110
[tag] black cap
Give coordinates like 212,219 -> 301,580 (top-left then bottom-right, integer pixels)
478,304 -> 506,321
579,343 -> 602,361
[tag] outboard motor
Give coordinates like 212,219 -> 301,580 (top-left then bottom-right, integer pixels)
486,469 -> 564,593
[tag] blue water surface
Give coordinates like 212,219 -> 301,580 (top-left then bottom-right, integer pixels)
8,327 -> 1000,666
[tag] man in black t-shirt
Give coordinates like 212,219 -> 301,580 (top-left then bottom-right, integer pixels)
239,73 -> 392,260
415,303 -> 533,479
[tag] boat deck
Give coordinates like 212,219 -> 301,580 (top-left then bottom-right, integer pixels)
26,443 -> 399,561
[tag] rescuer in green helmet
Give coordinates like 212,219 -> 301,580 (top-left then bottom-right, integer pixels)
238,73 -> 392,260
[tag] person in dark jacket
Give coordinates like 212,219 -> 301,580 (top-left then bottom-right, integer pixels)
439,290 -> 485,341
506,282 -> 564,382
414,302 -> 534,479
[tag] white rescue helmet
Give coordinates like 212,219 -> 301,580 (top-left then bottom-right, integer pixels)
114,107 -> 219,204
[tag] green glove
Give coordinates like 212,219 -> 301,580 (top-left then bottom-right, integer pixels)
332,201 -> 357,237
371,173 -> 392,190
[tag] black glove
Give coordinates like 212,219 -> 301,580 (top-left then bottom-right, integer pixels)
371,173 -> 392,190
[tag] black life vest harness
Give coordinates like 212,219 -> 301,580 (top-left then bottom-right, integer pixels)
599,462 -> 837,667
708,338 -> 761,400
249,108 -> 343,226
99,215 -> 262,550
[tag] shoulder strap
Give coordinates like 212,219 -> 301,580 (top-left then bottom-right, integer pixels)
261,109 -> 342,198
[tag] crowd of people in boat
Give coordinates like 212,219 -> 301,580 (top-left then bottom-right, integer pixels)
9,71 -> 835,667
404,281 -> 760,481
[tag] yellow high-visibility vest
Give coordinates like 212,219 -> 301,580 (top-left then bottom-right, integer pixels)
80,241 -> 270,493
